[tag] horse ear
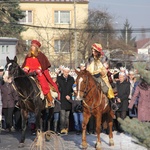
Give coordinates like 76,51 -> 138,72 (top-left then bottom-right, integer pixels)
75,68 -> 80,75
6,56 -> 10,63
14,56 -> 17,63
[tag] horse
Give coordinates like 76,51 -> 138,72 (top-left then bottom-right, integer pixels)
3,56 -> 48,147
75,69 -> 114,150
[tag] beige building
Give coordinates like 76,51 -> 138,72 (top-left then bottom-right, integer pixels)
19,0 -> 89,68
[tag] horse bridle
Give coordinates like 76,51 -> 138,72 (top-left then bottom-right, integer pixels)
79,75 -> 103,112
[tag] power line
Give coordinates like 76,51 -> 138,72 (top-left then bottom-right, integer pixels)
0,21 -> 150,33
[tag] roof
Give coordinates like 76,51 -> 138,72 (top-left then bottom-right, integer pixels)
20,0 -> 88,3
136,38 -> 150,49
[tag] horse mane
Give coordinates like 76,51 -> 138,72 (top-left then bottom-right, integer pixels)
80,69 -> 98,87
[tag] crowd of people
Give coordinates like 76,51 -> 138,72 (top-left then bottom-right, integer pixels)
0,40 -> 150,137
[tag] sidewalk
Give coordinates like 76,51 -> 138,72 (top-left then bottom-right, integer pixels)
0,129 -> 148,150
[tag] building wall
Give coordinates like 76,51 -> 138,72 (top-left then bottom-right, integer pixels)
0,37 -> 18,66
19,1 -> 88,67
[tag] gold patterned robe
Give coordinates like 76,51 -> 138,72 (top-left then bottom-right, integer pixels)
87,58 -> 114,99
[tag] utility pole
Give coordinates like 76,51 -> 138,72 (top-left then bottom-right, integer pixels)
74,0 -> 77,68
125,25 -> 128,45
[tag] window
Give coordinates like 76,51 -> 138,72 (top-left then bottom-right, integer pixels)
54,11 -> 70,24
54,40 -> 70,53
6,46 -> 8,53
2,46 -> 5,53
25,40 -> 32,50
20,10 -> 32,23
1,45 -> 9,54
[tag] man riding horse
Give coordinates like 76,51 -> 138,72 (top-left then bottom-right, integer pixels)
22,40 -> 59,107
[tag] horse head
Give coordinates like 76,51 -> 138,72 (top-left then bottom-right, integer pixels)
75,69 -> 95,100
3,56 -> 25,83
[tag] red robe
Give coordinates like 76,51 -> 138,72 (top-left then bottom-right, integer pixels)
22,52 -> 60,99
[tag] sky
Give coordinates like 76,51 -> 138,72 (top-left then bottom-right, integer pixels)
89,0 -> 150,30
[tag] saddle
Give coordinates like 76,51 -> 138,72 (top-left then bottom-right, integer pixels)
29,76 -> 58,102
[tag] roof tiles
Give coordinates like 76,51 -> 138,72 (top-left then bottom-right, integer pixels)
20,0 -> 88,2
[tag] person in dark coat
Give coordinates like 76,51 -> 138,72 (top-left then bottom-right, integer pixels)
57,67 -> 74,134
1,82 -> 18,132
115,72 -> 130,132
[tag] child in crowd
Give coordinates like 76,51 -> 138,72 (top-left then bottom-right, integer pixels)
66,83 -> 83,135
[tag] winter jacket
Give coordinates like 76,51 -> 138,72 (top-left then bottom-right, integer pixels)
1,82 -> 18,108
116,80 -> 130,111
57,74 -> 74,110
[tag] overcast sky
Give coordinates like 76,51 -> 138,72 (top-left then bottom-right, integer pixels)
89,0 -> 150,29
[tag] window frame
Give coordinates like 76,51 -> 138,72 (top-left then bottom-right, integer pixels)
54,39 -> 70,53
19,10 -> 33,24
54,10 -> 71,24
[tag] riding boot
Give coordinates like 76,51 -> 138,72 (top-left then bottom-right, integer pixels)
46,92 -> 54,107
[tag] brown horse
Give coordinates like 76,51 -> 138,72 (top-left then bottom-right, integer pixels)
75,69 -> 114,150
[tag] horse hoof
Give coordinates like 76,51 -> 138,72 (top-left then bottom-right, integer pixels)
109,138 -> 114,146
95,142 -> 102,150
18,143 -> 25,148
82,142 -> 88,149
109,142 -> 114,146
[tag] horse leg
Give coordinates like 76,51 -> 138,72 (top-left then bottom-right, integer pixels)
95,113 -> 102,150
45,108 -> 53,131
108,112 -> 114,146
82,112 -> 91,149
35,111 -> 41,132
18,109 -> 28,148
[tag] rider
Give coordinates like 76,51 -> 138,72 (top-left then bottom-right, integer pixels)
86,43 -> 115,101
22,40 -> 59,107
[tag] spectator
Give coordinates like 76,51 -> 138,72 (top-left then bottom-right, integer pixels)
66,84 -> 83,135
128,70 -> 139,118
128,78 -> 150,122
1,81 -> 18,132
87,115 -> 96,135
28,112 -> 36,135
115,72 -> 130,133
0,66 -> 4,129
57,67 -> 74,134
51,74 -> 61,135
0,86 -> 2,130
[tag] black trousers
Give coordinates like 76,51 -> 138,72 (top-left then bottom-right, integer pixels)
115,111 -> 127,132
2,107 -> 14,129
87,115 -> 96,133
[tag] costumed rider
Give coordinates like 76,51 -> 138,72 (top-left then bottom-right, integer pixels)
22,40 -> 60,107
86,43 -> 115,103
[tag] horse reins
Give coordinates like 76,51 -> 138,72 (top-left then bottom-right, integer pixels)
81,76 -> 103,113
12,82 -> 40,102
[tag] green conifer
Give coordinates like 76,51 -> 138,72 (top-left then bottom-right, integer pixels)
118,117 -> 150,149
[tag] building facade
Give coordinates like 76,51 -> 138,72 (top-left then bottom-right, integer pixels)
19,0 -> 89,68
0,37 -> 18,66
